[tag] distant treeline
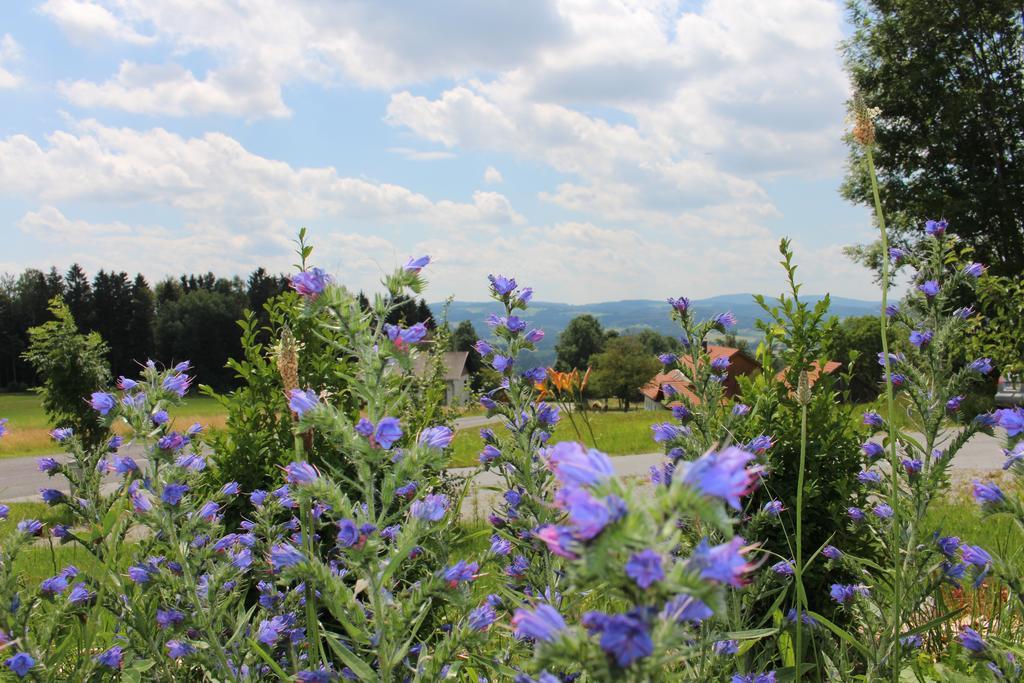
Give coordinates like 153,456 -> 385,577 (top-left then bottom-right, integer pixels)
0,265 -> 434,392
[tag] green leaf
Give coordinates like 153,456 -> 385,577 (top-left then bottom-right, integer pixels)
324,634 -> 376,681
807,610 -> 873,660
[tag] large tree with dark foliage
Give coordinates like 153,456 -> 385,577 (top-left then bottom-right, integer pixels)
554,314 -> 606,371
842,1 -> 1024,273
92,270 -> 135,377
155,287 -> 247,390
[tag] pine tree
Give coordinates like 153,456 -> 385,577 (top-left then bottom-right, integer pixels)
64,264 -> 93,330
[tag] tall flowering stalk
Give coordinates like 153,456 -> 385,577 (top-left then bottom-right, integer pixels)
829,100 -> 994,679
472,275 -> 567,621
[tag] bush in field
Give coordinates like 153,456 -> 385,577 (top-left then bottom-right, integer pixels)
22,297 -> 111,448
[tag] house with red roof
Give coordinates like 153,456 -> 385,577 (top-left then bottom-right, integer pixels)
640,345 -> 761,410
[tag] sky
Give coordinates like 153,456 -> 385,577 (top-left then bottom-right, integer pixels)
0,0 -> 882,304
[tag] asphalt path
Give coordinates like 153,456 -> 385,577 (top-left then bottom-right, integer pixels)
1,423 -> 1010,505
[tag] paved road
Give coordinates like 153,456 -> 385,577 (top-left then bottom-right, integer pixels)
1,424 -> 1010,504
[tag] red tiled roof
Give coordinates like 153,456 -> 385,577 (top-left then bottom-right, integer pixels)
775,360 -> 841,389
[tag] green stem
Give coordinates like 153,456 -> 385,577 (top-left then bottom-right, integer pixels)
794,399 -> 808,674
294,431 -> 325,669
866,143 -> 902,678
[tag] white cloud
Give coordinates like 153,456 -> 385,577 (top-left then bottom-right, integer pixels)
39,0 -> 156,45
0,34 -> 23,89
0,120 -> 524,279
60,61 -> 291,118
388,147 -> 457,161
483,166 -> 503,184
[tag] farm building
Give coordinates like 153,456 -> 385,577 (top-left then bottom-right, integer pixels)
640,345 -> 761,410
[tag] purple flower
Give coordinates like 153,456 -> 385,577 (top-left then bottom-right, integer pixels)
711,356 -> 731,372
488,274 -> 517,296
662,595 -> 713,624
667,297 -> 691,313
473,339 -> 493,356
112,456 -> 138,475
763,500 -> 785,516
885,303 -> 900,317
17,519 -> 43,536
95,646 -> 123,669
524,329 -> 545,344
385,322 -> 428,348
924,219 -> 947,237
166,640 -> 195,659
847,507 -> 865,522
946,395 -> 964,412
40,488 -> 65,505
163,373 -> 191,397
732,403 -> 750,417
67,583 -> 93,605
38,457 -> 60,475
410,494 -> 449,522
537,402 -> 560,426
419,426 -> 453,449
830,583 -> 868,604
714,312 -> 738,329
469,604 -> 497,631
937,536 -> 960,557
40,574 -> 68,597
512,604 -> 566,642
560,488 -> 613,540
89,392 -> 116,415
287,388 -> 319,416
491,354 -> 513,372
479,444 -> 501,464
995,407 -> 1024,436
517,287 -> 533,305
771,560 -> 795,577
900,634 -> 922,649
822,545 -> 842,560
221,481 -> 240,495
954,305 -> 975,319
902,459 -> 922,475
157,608 -> 185,629
127,565 -> 152,584
404,255 -> 430,272
395,481 -> 418,499
0,504 -> 7,520
536,525 -> 579,559
746,434 -> 772,453
442,560 -> 478,586
161,482 -> 189,506
909,329 -> 933,349
888,247 -> 906,263
961,544 -> 991,568
969,358 -> 994,374
50,427 -> 73,442
872,503 -> 894,519
917,280 -> 940,298
374,417 -> 403,449
599,612 -> 653,667
250,489 -> 268,507
5,652 -> 34,678
652,422 -> 685,443
270,543 -> 305,570
544,441 -> 614,488
972,480 -> 1005,508
625,549 -> 664,589
963,262 -> 985,278
958,626 -> 986,653
336,519 -> 359,547
862,411 -> 883,428
681,447 -> 759,510
732,674 -> 776,683
862,442 -> 884,460
689,537 -> 756,587
658,353 -> 677,365
284,461 -> 319,485
290,268 -> 331,298
714,640 -> 739,655
257,615 -> 290,645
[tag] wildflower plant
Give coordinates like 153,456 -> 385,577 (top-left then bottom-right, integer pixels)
825,99 -> 998,681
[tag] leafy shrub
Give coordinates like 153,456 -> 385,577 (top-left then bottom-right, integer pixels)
22,297 -> 111,448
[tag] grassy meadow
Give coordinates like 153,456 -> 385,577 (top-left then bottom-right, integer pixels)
447,408 -> 667,467
0,393 -> 228,459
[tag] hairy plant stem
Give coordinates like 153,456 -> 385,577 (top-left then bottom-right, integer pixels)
794,398 -> 808,676
295,432 -> 326,669
866,143 -> 901,678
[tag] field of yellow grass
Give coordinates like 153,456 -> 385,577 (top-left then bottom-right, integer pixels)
0,393 -> 227,458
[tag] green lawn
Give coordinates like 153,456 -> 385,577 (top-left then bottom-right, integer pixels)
448,409 -> 666,467
0,393 -> 228,459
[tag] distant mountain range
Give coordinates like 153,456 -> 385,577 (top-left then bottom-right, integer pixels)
429,294 -> 881,368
